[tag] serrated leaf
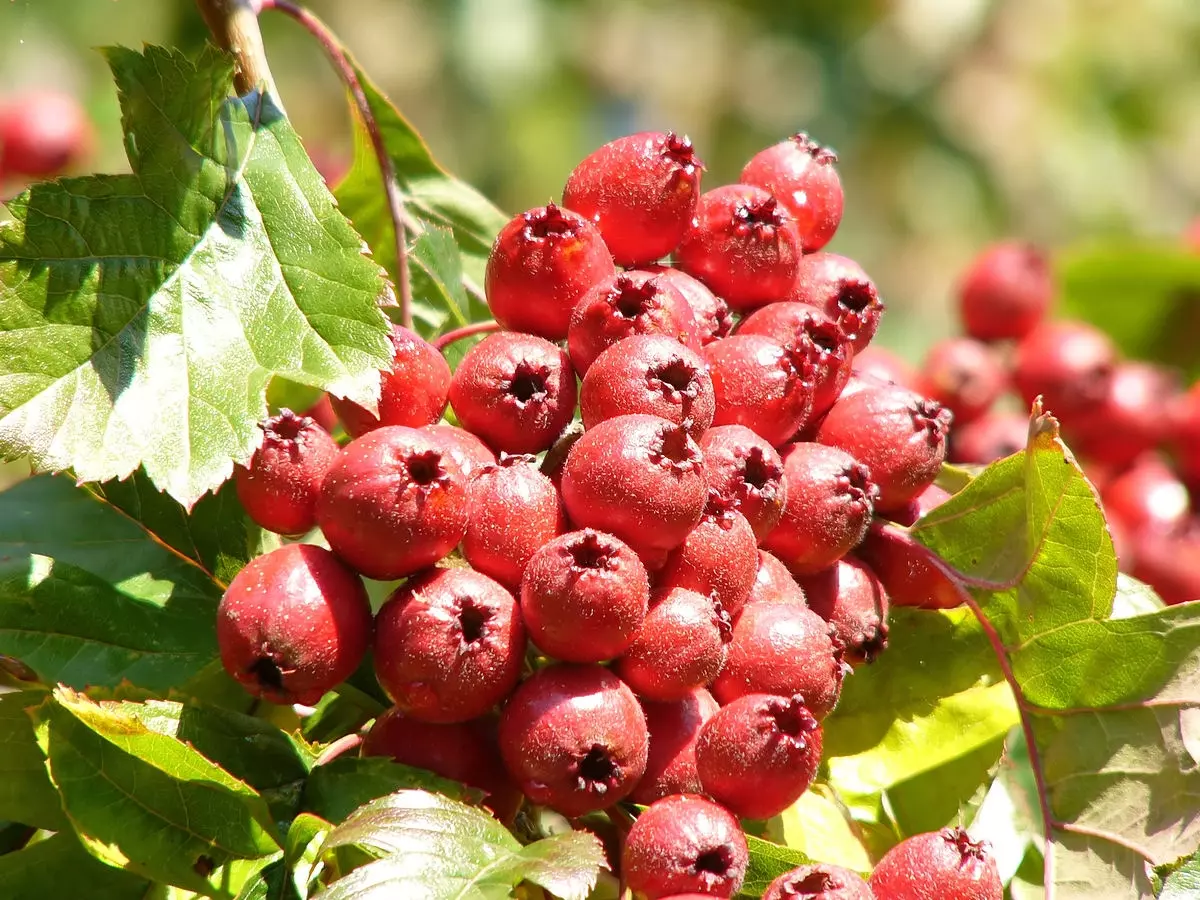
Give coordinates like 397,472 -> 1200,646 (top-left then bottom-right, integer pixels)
737,834 -> 813,898
408,226 -> 471,335
0,689 -> 66,830
0,45 -> 393,508
302,756 -> 474,825
0,831 -> 153,899
1160,850 -> 1200,900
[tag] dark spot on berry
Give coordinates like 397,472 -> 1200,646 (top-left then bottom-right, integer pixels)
807,320 -> 842,355
650,358 -> 699,400
790,132 -> 838,164
840,462 -> 877,507
406,450 -> 445,485
711,597 -> 734,643
741,447 -> 782,493
193,855 -> 216,877
458,599 -> 490,645
837,280 -> 877,314
694,846 -> 733,877
249,656 -> 285,692
858,620 -> 889,663
575,744 -> 621,792
652,424 -> 701,470
508,363 -> 549,404
767,696 -> 819,744
786,870 -> 836,894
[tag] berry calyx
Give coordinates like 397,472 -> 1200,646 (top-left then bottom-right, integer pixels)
762,863 -> 874,900
622,794 -> 748,899
958,242 -> 1052,342
741,132 -> 844,253
235,409 -> 338,536
868,827 -> 1002,900
704,334 -> 817,447
698,425 -> 789,541
789,253 -> 884,352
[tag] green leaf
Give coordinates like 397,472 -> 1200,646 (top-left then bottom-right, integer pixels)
314,789 -> 605,900
32,687 -> 281,896
408,226 -> 472,336
777,787 -> 873,872
235,815 -> 332,900
0,689 -> 66,830
301,756 -> 474,825
1160,851 -> 1200,900
0,44 -> 392,509
0,831 -> 153,899
737,834 -> 813,898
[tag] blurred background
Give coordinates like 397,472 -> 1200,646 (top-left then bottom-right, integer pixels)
2,0 -> 1200,355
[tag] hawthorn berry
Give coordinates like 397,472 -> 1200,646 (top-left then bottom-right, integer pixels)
642,264 -> 734,344
658,495 -> 758,616
958,242 -> 1052,342
235,409 -> 338,536
632,687 -> 720,804
1067,362 -> 1177,468
741,132 -> 843,253
1101,454 -> 1189,535
744,550 -> 809,610
762,864 -> 873,900
949,409 -> 1028,465
0,90 -> 91,178
1170,381 -> 1200,487
422,423 -> 496,479
799,557 -> 890,665
704,334 -> 816,447
484,203 -> 615,339
789,252 -> 884,352
847,347 -> 920,395
301,393 -> 339,433
562,130 -> 703,266
869,827 -> 1002,900
917,337 -> 1006,426
217,544 -> 371,706
1012,321 -> 1116,419
622,794 -> 748,899
882,482 -> 952,528
1131,520 -> 1200,605
856,520 -> 965,611
698,425 -> 788,541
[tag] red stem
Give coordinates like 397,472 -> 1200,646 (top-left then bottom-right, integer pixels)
258,0 -> 413,331
432,320 -> 501,351
314,731 -> 363,766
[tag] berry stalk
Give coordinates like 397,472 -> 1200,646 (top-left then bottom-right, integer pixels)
432,320 -> 502,351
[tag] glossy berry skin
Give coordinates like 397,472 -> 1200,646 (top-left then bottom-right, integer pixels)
561,414 -> 708,559
676,184 -> 803,311
562,130 -> 703,267
329,325 -> 451,437
817,386 -> 952,513
362,708 -> 521,822
1103,455 -> 1189,536
217,544 -> 371,706
422,423 -> 496,479
484,203 -> 616,339
762,442 -> 878,576
520,529 -> 650,662
317,427 -> 469,580
632,688 -> 720,804
698,425 -> 788,542
1012,321 -> 1116,419
642,265 -> 733,344
869,827 -> 1002,900
659,499 -> 758,616
463,455 -> 566,588
789,253 -> 883,353
623,794 -> 748,899
236,410 -> 339,535
0,90 -> 91,177
744,550 -> 809,610
704,335 -> 816,447
917,337 -> 1006,426
567,270 -> 699,375
615,586 -> 732,701
1067,362 -> 1177,468
374,568 -> 525,723
448,332 -> 577,454
498,663 -> 648,817
949,410 -> 1028,465
799,557 -> 890,665
762,863 -> 873,900
958,242 -> 1053,342
695,693 -> 823,820
741,133 -> 843,253
581,335 -> 714,437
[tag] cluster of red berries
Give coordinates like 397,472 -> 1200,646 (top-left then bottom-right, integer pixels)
0,90 -> 91,183
218,129 -> 1000,899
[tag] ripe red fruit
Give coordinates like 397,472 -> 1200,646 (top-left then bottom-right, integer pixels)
580,335 -> 714,437
374,567 -> 525,723
217,544 -> 371,706
745,550 -> 809,610
520,529 -> 650,662
498,663 -> 648,817
1067,362 -> 1177,468
848,346 -> 920,395
816,386 -> 952,513
317,427 -> 469,579
704,335 -> 816,447
789,253 -> 883,352
462,455 -> 565,588
0,90 -> 91,178
1171,382 -> 1200,487
1012,321 -> 1116,419
857,519 -> 964,611
448,332 -> 577,454
741,133 -> 843,253
676,184 -> 803,311
423,423 -> 496,479
632,687 -> 720,804
917,337 -> 1006,426
328,325 -> 451,437
695,693 -> 823,820
949,409 -> 1028,465
1101,455 -> 1189,535
622,794 -> 748,899
762,442 -> 877,576
362,708 -> 521,821
235,410 -> 339,535
642,265 -> 733,344
762,864 -> 873,900
615,586 -> 732,701
1131,520 -> 1200,605
869,827 -> 1002,900
561,414 -> 708,559
799,557 -> 890,665
567,270 -> 699,375
658,497 -> 758,616
698,425 -> 788,542
562,130 -> 704,267
484,202 -> 616,339
958,242 -> 1052,342
882,482 -> 951,528
712,600 -> 843,719
301,393 -> 339,433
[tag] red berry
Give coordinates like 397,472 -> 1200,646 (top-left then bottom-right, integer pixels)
658,497 -> 758,617
561,414 -> 708,559
799,557 -> 890,665
217,544 -> 371,706
235,410 -> 339,535
1187,218 -> 1200,252
1171,382 -> 1200,487
816,386 -> 952,513
301,393 -> 339,433
329,325 -> 451,437
1131,520 -> 1200,605
567,271 -> 700,375
484,203 -> 616,339
856,521 -> 964,611
1101,455 -> 1189,535
676,184 -> 803,311
698,425 -> 788,542
362,708 -> 521,821
622,794 -> 748,899
704,335 -> 816,447
498,663 -> 648,817
695,693 -> 823,820
520,529 -> 650,663
642,265 -> 734,344
632,688 -> 720,804
562,130 -> 704,267
1067,362 -> 1177,468
762,442 -> 877,576
869,827 -> 1002,900
949,409 -> 1028,465
745,550 -> 809,610
448,332 -> 577,454
317,427 -> 469,579
917,337 -> 1006,426
422,423 -> 497,479
958,242 -> 1052,342
762,863 -> 874,900
374,567 -> 525,723
741,133 -> 843,253
712,600 -> 843,719
789,253 -> 883,352
848,346 -> 920,395
581,335 -> 714,437
880,482 -> 951,528
1012,321 -> 1116,419
0,90 -> 91,178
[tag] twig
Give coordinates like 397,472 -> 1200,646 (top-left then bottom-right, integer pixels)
432,320 -> 501,351
194,0 -> 279,99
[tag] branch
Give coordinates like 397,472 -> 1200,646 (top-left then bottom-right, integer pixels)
194,0 -> 279,100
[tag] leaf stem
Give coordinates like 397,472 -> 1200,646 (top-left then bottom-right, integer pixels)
194,0 -> 279,99
432,320 -> 501,351
314,731 -> 364,766
258,0 -> 414,331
